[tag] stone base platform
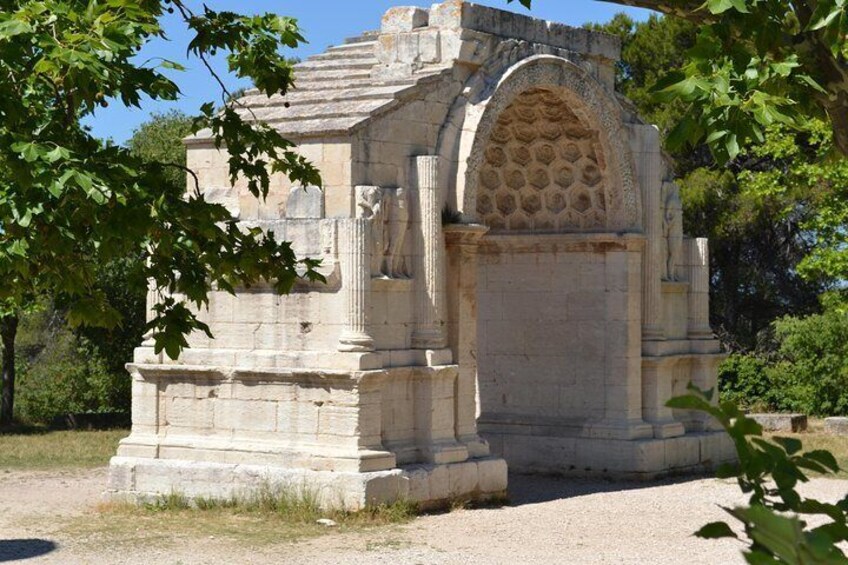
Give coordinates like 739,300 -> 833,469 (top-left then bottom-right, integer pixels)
484,431 -> 735,479
107,456 -> 508,511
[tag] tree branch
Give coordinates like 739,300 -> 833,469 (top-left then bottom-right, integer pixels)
595,0 -> 713,22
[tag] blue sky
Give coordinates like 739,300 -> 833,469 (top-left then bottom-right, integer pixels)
83,1 -> 654,144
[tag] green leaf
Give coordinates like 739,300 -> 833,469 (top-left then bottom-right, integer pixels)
804,450 -> 840,473
0,18 -> 34,38
772,436 -> 802,455
11,141 -> 42,163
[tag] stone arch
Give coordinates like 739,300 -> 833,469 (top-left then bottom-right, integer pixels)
454,55 -> 642,231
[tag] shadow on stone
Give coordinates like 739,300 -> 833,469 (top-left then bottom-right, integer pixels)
0,539 -> 58,562
506,473 -> 712,506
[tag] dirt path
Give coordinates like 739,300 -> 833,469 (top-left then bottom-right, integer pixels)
2,467 -> 847,564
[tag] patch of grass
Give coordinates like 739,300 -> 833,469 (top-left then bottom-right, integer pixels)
0,428 -> 126,469
765,419 -> 848,479
66,485 -> 419,549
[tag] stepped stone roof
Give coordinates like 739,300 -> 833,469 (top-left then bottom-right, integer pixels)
228,32 -> 448,139
187,1 -> 621,143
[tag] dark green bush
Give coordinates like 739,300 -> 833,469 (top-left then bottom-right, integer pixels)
768,308 -> 848,416
13,297 -> 134,424
719,304 -> 848,417
15,329 -> 130,424
718,353 -> 773,412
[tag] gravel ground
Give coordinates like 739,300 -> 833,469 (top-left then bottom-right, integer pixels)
2,467 -> 847,564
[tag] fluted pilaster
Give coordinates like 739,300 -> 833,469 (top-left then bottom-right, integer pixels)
412,155 -> 447,349
687,237 -> 712,339
633,125 -> 664,340
339,218 -> 375,352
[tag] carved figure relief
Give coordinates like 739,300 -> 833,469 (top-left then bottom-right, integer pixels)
385,187 -> 409,278
355,186 -> 409,279
476,87 -> 608,232
662,181 -> 683,281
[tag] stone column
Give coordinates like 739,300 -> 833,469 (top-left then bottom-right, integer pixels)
339,218 -> 375,352
412,155 -> 447,351
631,125 -> 664,342
687,238 -> 713,339
445,224 -> 490,458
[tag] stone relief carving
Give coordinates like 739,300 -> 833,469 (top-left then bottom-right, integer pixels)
385,187 -> 409,278
476,87 -> 607,232
661,181 -> 683,281
461,56 -> 642,231
355,185 -> 410,279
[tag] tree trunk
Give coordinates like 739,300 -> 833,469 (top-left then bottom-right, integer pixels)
0,314 -> 19,428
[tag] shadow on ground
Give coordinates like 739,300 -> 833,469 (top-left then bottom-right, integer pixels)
506,472 -> 716,506
0,539 -> 57,562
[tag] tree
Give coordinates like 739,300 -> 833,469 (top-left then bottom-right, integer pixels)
0,2 -> 323,426
516,0 -> 848,161
591,14 -> 833,350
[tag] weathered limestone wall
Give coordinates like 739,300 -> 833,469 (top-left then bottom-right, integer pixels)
477,241 -> 639,426
185,140 -> 354,220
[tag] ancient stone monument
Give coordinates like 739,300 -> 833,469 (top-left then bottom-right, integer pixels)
109,1 -> 733,508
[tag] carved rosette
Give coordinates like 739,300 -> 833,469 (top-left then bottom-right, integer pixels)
412,155 -> 447,349
462,56 -> 642,231
476,87 -> 608,232
338,218 -> 375,352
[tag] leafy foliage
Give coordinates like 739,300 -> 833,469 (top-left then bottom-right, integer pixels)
669,386 -> 848,564
515,0 -> 848,161
770,304 -> 848,417
0,0 -> 324,363
718,353 -> 772,412
14,300 -> 129,423
591,14 -> 832,350
127,110 -> 194,196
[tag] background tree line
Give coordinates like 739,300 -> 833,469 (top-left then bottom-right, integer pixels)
591,14 -> 848,417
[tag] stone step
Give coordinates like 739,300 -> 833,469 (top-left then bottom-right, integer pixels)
325,40 -> 377,55
268,116 -> 369,137
294,59 -> 376,72
294,69 -> 374,84
288,77 -> 415,92
285,84 -> 416,107
307,50 -> 375,62
343,31 -> 379,44
245,97 -> 392,122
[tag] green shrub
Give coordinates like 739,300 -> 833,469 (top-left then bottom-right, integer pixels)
768,308 -> 848,416
718,354 -> 773,412
15,318 -> 130,424
719,302 -> 848,417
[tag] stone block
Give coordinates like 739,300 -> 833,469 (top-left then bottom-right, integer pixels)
214,399 -> 277,432
448,461 -> 478,497
750,413 -> 808,433
825,417 -> 848,435
406,466 -> 431,502
286,185 -> 324,219
477,458 -> 508,493
381,6 -> 429,33
428,464 -> 450,500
